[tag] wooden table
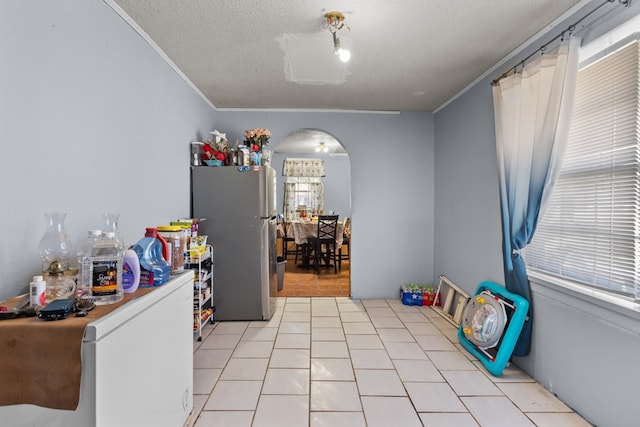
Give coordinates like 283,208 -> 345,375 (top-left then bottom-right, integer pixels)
290,221 -> 344,248
290,221 -> 344,270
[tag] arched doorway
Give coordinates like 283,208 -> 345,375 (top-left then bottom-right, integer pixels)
270,129 -> 351,297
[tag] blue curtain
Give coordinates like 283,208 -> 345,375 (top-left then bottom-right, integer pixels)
493,37 -> 580,357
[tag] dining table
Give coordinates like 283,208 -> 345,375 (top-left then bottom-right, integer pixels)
290,220 -> 344,270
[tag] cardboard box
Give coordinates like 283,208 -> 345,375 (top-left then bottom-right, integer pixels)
401,284 -> 440,307
421,289 -> 440,306
400,286 -> 423,306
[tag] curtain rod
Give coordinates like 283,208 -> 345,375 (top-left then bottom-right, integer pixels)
491,0 -> 631,85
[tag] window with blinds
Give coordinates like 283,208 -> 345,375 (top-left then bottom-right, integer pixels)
524,39 -> 640,298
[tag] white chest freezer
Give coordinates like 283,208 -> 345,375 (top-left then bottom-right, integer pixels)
0,271 -> 194,427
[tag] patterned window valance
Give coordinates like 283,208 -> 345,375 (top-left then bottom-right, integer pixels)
282,158 -> 326,177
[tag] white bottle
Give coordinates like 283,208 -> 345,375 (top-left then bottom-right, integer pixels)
89,231 -> 124,305
122,249 -> 141,294
77,229 -> 102,297
30,275 -> 46,307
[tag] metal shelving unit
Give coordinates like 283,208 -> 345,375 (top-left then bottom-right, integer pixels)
185,244 -> 214,341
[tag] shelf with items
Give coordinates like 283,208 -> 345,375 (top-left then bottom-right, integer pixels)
184,244 -> 214,341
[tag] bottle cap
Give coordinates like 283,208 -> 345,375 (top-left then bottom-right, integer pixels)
157,225 -> 181,232
145,227 -> 158,237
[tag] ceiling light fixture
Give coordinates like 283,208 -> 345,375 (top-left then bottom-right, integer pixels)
324,11 -> 351,63
315,142 -> 329,153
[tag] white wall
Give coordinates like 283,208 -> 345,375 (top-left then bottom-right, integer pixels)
213,111 -> 435,299
0,0 -> 216,300
433,1 -> 640,425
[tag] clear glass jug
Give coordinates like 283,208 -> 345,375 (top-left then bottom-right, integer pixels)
45,260 -> 77,303
102,213 -> 125,248
38,212 -> 72,272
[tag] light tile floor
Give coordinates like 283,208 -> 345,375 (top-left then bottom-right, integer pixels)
185,297 -> 592,427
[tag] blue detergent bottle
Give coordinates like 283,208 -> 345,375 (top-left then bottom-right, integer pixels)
131,227 -> 171,286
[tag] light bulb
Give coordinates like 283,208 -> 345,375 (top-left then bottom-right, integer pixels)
332,32 -> 351,63
338,48 -> 351,63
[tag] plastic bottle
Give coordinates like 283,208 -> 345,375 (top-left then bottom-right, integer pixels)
122,249 -> 141,294
131,228 -> 171,287
156,231 -> 170,263
171,221 -> 193,259
157,225 -> 185,274
77,229 -> 102,297
30,275 -> 46,307
89,231 -> 124,305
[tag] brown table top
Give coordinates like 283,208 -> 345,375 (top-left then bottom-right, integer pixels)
0,287 -> 155,410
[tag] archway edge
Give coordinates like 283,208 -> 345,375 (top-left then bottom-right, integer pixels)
273,128 -> 348,155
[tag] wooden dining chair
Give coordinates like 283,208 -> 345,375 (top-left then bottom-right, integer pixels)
281,221 -> 300,263
310,215 -> 339,273
337,217 -> 350,271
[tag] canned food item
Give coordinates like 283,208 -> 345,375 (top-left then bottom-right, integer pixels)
238,145 -> 250,166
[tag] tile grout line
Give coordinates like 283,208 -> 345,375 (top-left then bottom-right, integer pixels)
190,296 -> 588,427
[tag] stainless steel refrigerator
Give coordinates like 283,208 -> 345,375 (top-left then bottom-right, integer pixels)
191,165 -> 277,321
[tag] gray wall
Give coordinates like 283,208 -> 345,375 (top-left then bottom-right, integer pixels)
213,111 -> 435,299
1,1 -> 434,303
270,151 -> 352,221
433,1 -> 640,425
0,0 -> 216,299
4,0 -> 638,425
433,82 -> 505,293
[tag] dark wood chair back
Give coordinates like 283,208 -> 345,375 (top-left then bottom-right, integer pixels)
317,215 -> 339,243
313,215 -> 339,273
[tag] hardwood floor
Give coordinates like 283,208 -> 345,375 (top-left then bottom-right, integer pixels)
276,255 -> 350,297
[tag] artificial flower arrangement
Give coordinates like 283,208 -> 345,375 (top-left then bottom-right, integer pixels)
244,128 -> 271,152
201,130 -> 230,164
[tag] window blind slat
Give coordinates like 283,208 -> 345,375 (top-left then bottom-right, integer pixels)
525,40 -> 640,298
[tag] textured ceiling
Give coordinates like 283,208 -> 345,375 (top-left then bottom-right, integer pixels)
109,0 -> 584,112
